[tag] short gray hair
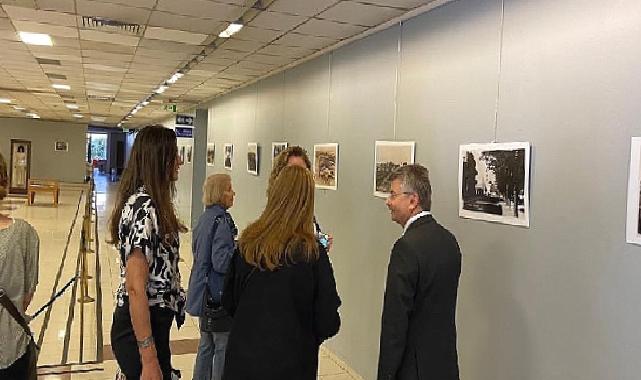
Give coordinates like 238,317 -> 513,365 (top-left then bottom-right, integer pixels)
202,174 -> 231,206
390,164 -> 432,211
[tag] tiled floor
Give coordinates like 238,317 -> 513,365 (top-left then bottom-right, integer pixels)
5,173 -> 358,379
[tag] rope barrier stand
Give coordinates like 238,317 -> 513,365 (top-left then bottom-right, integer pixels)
78,180 -> 95,304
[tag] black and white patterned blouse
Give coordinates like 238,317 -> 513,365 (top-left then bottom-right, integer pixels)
115,187 -> 185,325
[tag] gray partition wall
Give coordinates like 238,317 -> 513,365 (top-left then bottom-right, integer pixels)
200,0 -> 641,379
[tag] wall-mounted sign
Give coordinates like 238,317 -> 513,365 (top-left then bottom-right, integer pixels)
176,114 -> 194,126
164,104 -> 177,112
175,126 -> 193,138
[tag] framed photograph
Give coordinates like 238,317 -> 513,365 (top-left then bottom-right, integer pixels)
186,145 -> 193,164
247,142 -> 259,176
206,143 -> 215,166
55,141 -> 68,152
224,143 -> 233,170
313,143 -> 338,190
374,141 -> 415,198
626,137 -> 641,245
272,142 -> 288,164
458,142 -> 531,227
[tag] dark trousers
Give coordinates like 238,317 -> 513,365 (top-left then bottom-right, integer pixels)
111,302 -> 175,380
0,348 -> 30,378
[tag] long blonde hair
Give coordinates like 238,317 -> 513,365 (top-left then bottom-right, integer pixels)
240,165 -> 318,270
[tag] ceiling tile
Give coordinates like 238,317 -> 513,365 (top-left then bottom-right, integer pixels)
233,26 -> 284,43
79,29 -> 140,46
249,11 -> 307,31
12,20 -> 77,37
144,26 -> 207,45
76,0 -> 152,25
35,0 -> 75,13
274,32 -> 336,50
268,0 -> 339,17
294,18 -> 367,39
218,38 -> 265,53
155,0 -> 241,20
317,1 -> 404,27
363,0 -> 436,8
148,10 -> 223,35
257,44 -> 314,58
4,5 -> 76,26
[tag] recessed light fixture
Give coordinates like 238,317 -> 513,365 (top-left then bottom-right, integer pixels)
52,83 -> 71,90
65,104 -> 79,109
73,114 -> 83,118
154,85 -> 167,94
91,116 -> 106,122
26,112 -> 40,118
0,98 -> 11,104
167,72 -> 184,84
19,31 -> 53,46
13,106 -> 25,111
218,21 -> 243,38
142,101 -> 150,106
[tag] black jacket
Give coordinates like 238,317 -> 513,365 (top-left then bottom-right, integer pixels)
222,245 -> 341,380
378,214 -> 461,380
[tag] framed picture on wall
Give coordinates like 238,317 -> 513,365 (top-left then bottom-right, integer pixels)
55,141 -> 68,152
247,142 -> 259,176
224,143 -> 233,170
313,143 -> 338,190
179,146 -> 186,164
186,145 -> 193,164
206,143 -> 215,166
626,137 -> 641,245
272,142 -> 288,164
374,141 -> 415,198
458,142 -> 531,227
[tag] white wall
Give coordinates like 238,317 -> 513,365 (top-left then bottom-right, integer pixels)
199,0 -> 641,378
0,117 -> 87,183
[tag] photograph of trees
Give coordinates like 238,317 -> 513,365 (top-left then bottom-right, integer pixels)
459,142 -> 531,227
314,143 -> 338,190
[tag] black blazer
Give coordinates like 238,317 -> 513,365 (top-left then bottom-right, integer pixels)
222,245 -> 341,380
378,214 -> 461,380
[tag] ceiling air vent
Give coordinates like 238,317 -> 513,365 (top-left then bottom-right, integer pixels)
88,94 -> 116,102
46,73 -> 67,80
82,16 -> 143,35
36,58 -> 61,66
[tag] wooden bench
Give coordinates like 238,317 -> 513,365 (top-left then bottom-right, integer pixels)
27,179 -> 60,206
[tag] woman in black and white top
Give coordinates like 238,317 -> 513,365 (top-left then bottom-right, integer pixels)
109,125 -> 185,380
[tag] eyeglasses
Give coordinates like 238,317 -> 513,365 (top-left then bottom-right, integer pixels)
387,191 -> 414,200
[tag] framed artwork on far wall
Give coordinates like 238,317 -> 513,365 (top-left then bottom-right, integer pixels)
206,143 -> 215,166
247,142 -> 259,175
224,143 -> 233,170
626,137 -> 641,245
374,141 -> 415,198
313,143 -> 338,190
458,142 -> 531,227
55,141 -> 68,152
272,142 -> 288,164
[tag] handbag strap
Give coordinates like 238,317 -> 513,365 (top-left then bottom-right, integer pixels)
0,289 -> 32,337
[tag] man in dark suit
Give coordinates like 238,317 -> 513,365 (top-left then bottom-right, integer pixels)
378,164 -> 461,380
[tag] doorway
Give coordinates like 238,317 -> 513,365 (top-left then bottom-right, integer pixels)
9,139 -> 31,194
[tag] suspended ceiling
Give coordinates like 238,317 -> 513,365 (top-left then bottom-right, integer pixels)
0,0 -> 449,127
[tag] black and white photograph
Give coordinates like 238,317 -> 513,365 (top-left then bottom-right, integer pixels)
206,143 -> 215,166
224,143 -> 233,170
374,141 -> 415,198
55,141 -> 68,152
626,137 -> 641,245
459,142 -> 531,227
272,142 -> 288,164
186,145 -> 193,164
179,145 -> 186,164
313,143 -> 338,190
247,142 -> 259,175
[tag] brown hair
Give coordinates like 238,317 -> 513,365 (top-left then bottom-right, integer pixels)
202,174 -> 231,207
109,126 -> 179,244
240,165 -> 318,270
390,164 -> 432,211
268,146 -> 311,194
0,152 -> 7,201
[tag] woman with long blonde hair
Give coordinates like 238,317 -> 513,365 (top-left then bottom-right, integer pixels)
222,165 -> 341,380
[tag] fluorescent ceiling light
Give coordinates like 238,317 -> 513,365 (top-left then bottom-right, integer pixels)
131,108 -> 139,114
0,98 -> 11,104
52,83 -> 71,90
26,112 -> 39,118
91,116 -> 106,122
142,101 -> 150,106
13,106 -> 25,111
73,114 -> 83,118
154,85 -> 167,94
218,21 -> 243,38
167,72 -> 184,84
65,104 -> 79,109
19,31 -> 53,46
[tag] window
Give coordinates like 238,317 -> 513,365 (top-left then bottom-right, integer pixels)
89,133 -> 108,161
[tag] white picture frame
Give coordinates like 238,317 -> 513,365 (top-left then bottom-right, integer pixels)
247,142 -> 258,176
206,143 -> 215,166
626,137 -> 641,245
374,141 -> 415,198
224,143 -> 233,171
272,142 -> 288,165
458,142 -> 531,227
313,143 -> 339,190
